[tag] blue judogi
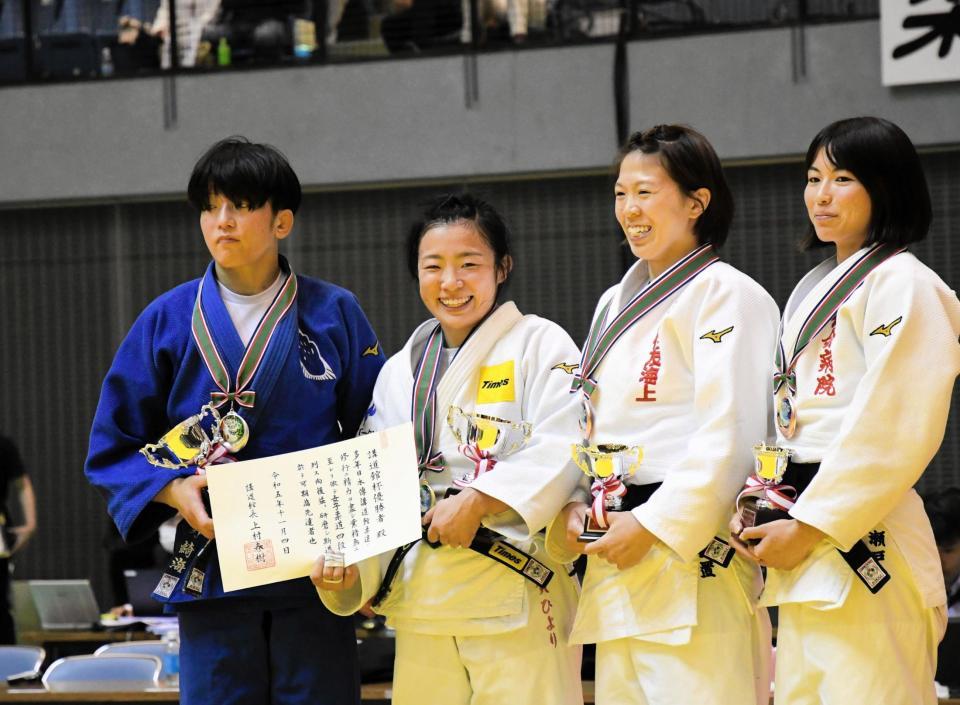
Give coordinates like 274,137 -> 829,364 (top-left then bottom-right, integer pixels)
85,261 -> 385,704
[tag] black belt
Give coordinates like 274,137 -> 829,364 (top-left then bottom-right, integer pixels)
608,481 -> 734,570
784,460 -> 890,594
620,481 -> 663,511
372,492 -> 555,608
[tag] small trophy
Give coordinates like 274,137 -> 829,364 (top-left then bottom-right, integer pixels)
571,442 -> 643,542
446,406 -> 532,487
737,443 -> 793,544
140,405 -> 223,469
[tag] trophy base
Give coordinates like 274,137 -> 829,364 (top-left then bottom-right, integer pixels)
741,501 -> 791,546
577,514 -> 607,543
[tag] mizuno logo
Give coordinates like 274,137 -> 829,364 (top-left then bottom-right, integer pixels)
870,316 -> 902,338
551,362 -> 579,374
362,342 -> 380,357
700,326 -> 734,344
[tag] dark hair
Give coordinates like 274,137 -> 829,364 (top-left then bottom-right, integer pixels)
617,124 -> 734,248
801,117 -> 931,250
924,487 -> 960,549
405,193 -> 513,282
187,136 -> 302,215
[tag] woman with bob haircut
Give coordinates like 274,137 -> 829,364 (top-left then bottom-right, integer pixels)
312,193 -> 585,705
549,124 -> 778,704
734,116 -> 960,704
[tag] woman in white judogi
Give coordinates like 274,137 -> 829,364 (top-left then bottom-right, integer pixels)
735,117 -> 960,705
550,124 -> 779,705
312,193 -> 584,705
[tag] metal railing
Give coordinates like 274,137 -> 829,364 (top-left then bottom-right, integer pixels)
0,0 -> 877,85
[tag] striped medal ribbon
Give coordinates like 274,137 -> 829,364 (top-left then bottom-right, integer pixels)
571,245 -> 720,440
773,244 -> 904,439
411,324 -> 446,489
191,270 -> 298,442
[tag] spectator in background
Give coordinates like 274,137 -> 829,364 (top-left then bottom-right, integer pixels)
459,0 -> 547,45
0,433 -> 37,644
380,0 -> 461,53
924,487 -> 960,616
117,0 -> 220,69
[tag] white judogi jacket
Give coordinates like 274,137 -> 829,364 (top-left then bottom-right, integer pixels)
763,250 -> 960,610
562,258 -> 780,645
320,302 -> 583,635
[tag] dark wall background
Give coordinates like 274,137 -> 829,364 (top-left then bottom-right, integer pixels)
1,150 -> 958,606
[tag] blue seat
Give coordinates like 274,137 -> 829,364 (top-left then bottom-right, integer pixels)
0,646 -> 45,680
42,654 -> 161,691
94,641 -> 172,678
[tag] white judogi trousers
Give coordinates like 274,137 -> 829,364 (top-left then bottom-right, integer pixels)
593,562 -> 771,705
391,571 -> 583,705
771,538 -> 945,705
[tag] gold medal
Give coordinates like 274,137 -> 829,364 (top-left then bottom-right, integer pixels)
219,410 -> 249,453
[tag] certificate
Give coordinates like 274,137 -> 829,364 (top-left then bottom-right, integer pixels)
207,422 -> 421,592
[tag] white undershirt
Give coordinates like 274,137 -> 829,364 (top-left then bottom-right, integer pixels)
218,273 -> 285,347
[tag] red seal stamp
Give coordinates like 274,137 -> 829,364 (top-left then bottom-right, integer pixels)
244,539 -> 276,571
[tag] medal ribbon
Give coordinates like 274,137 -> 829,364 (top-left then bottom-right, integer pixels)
411,325 -> 446,475
192,270 -> 298,410
773,244 -> 904,394
572,245 -> 720,399
452,444 -> 497,488
589,474 -> 628,530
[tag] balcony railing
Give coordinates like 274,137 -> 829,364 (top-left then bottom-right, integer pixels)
0,0 -> 877,85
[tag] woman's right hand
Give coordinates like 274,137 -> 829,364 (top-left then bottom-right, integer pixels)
728,512 -> 759,564
310,555 -> 359,592
557,501 -> 589,556
153,475 -> 215,539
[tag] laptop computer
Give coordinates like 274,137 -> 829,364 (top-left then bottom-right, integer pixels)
27,579 -> 101,630
123,569 -> 165,616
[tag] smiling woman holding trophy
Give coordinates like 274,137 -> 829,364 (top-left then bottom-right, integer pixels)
732,117 -> 960,705
312,193 -> 585,705
549,125 -> 779,705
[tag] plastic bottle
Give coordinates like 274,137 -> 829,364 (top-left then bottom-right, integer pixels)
217,37 -> 232,67
162,631 -> 180,686
100,47 -> 114,78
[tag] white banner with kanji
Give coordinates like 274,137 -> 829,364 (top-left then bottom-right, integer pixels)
881,0 -> 960,86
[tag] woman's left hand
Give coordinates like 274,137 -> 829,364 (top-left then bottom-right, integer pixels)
582,512 -> 657,570
424,488 -> 508,548
739,519 -> 825,570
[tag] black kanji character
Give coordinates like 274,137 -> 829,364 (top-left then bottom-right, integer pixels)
893,1 -> 960,60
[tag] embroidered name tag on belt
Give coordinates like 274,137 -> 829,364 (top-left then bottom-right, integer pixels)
477,361 -> 516,404
487,539 -> 552,586
699,537 -> 734,568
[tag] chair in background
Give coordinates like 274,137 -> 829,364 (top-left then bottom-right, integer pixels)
0,646 -> 45,680
94,641 -> 172,679
41,654 -> 161,691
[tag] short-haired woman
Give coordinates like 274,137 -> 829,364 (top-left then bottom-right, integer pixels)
552,124 -> 779,704
314,193 -> 585,705
735,116 -> 960,704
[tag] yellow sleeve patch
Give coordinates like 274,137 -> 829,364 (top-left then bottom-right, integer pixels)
476,360 -> 516,404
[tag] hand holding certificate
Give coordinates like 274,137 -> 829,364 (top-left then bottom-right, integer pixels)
207,423 -> 422,592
